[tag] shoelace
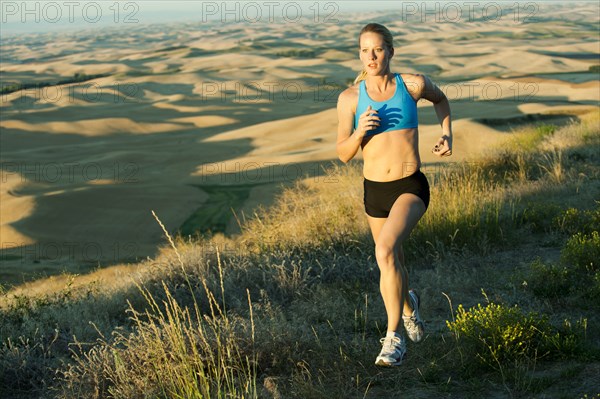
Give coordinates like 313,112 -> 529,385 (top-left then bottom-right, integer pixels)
404,314 -> 420,332
380,336 -> 402,353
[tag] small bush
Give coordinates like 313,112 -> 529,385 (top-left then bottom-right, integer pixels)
561,231 -> 600,273
554,206 -> 600,235
528,258 -> 572,298
447,302 -> 585,371
526,231 -> 600,304
518,202 -> 563,233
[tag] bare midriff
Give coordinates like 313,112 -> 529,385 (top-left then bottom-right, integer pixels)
361,127 -> 420,182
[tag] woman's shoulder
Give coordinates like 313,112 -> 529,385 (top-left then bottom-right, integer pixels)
398,72 -> 426,85
337,83 -> 359,105
398,73 -> 427,98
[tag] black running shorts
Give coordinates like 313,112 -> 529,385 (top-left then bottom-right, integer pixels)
363,170 -> 430,218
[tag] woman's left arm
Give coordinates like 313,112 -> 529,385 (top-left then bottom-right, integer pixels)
411,74 -> 453,157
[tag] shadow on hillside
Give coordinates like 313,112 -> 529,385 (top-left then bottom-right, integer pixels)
0,76 -> 350,286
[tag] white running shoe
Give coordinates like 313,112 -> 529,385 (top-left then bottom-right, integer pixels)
375,335 -> 407,366
403,289 -> 424,343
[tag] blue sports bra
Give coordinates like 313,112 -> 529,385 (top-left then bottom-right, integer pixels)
353,73 -> 418,135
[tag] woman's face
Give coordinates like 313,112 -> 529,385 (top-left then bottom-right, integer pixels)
359,32 -> 393,75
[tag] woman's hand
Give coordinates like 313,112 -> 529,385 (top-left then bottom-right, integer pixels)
432,135 -> 452,157
355,105 -> 379,139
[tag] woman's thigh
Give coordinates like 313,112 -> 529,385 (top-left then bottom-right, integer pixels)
375,193 -> 426,251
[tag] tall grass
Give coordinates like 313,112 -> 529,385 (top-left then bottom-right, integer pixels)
412,163 -> 509,258
239,162 -> 368,250
61,281 -> 258,398
59,213 -> 258,398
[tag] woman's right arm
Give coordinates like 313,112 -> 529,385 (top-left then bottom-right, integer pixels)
336,89 -> 376,163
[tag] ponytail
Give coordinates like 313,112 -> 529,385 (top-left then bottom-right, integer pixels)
353,69 -> 368,85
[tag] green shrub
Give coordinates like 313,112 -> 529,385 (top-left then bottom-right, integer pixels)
528,258 -> 572,298
518,202 -> 563,233
447,302 -> 585,371
527,231 -> 600,303
561,231 -> 600,272
554,206 -> 600,235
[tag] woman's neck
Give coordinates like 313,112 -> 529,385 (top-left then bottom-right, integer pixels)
365,72 -> 395,93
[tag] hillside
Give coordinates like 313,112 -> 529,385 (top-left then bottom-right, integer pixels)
1,111 -> 599,398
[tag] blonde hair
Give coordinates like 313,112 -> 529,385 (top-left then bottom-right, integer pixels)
353,23 -> 394,85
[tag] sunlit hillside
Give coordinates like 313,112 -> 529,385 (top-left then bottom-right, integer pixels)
1,112 -> 598,398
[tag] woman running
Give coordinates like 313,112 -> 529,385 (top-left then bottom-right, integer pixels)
336,22 -> 453,366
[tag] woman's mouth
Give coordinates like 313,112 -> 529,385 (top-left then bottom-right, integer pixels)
368,63 -> 377,68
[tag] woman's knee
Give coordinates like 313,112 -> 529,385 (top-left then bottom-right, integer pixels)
375,242 -> 396,270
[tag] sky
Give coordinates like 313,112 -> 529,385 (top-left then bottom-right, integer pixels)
0,0 -> 574,36
0,1 -> 395,35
